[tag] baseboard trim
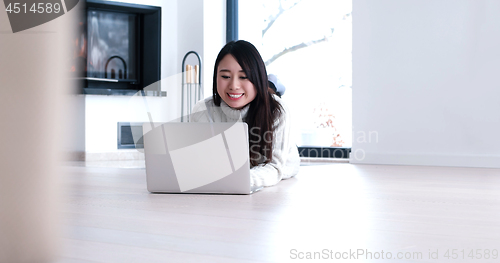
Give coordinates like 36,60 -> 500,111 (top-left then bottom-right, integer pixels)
85,150 -> 145,162
349,152 -> 500,169
300,157 -> 349,164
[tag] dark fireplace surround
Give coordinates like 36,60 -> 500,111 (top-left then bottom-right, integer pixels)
74,0 -> 162,96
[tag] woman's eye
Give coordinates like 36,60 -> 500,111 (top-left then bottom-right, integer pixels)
221,75 -> 230,79
240,76 -> 248,79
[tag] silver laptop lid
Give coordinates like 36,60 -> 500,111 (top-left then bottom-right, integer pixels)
143,122 -> 252,194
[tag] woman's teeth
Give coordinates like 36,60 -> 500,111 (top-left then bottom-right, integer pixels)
228,93 -> 243,98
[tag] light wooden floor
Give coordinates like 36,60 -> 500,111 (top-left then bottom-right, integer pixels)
57,163 -> 500,263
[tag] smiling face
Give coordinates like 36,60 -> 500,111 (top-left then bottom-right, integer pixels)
216,54 -> 257,110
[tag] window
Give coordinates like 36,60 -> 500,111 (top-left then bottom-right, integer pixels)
235,0 -> 352,158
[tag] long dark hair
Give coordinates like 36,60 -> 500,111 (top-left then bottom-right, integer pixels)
213,40 -> 283,166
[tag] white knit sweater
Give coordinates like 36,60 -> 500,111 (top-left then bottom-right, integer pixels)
190,95 -> 300,188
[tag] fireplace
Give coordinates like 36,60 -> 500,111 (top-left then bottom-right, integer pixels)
87,9 -> 137,82
72,0 -> 162,96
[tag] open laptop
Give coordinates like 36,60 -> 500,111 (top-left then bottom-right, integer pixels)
143,122 -> 262,194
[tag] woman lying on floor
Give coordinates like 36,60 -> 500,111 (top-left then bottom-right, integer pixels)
191,40 -> 300,188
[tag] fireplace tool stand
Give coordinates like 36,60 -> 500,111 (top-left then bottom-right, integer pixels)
181,51 -> 202,122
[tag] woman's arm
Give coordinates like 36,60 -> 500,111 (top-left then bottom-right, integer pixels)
190,99 -> 211,122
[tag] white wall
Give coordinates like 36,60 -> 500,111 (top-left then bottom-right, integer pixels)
203,0 -> 226,97
84,0 -> 225,155
85,95 -> 169,153
66,95 -> 86,153
352,0 -> 500,168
